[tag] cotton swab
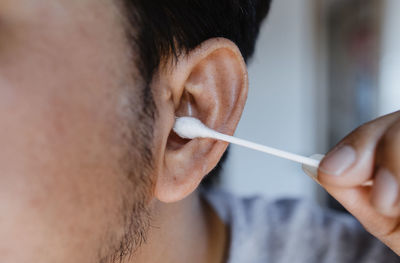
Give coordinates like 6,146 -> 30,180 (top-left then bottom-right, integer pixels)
173,117 -> 321,168
173,117 -> 375,187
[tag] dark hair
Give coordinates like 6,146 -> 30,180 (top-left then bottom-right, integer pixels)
121,0 -> 272,187
123,0 -> 272,83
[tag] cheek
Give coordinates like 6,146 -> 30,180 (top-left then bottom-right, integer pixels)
0,87 -> 130,262
0,9 -> 137,263
0,0 -> 153,259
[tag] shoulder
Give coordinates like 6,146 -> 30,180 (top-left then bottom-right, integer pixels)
201,186 -> 347,229
201,187 -> 398,263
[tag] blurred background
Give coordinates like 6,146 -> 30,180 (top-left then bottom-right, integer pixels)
218,0 -> 400,207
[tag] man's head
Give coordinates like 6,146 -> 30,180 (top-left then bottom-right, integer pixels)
0,0 -> 270,262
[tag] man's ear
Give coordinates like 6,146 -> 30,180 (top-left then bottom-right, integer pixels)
152,38 -> 248,203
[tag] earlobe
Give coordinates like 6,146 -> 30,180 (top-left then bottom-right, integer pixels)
153,38 -> 248,203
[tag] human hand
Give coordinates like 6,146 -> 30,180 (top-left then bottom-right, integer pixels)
305,111 -> 400,255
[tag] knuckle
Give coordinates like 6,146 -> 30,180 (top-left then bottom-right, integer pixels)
382,123 -> 400,147
353,123 -> 373,136
340,114 -> 400,155
345,122 -> 378,145
377,124 -> 400,164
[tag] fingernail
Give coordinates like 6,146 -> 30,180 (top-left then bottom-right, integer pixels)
319,145 -> 356,176
302,165 -> 318,180
371,168 -> 399,213
302,154 -> 325,180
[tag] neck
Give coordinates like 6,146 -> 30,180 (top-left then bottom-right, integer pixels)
131,190 -> 228,263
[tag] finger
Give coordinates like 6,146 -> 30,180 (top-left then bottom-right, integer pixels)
371,120 -> 400,217
318,111 -> 400,188
303,165 -> 400,254
323,184 -> 400,255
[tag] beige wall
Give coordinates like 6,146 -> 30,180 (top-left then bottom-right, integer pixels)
379,0 -> 400,115
220,0 -> 326,199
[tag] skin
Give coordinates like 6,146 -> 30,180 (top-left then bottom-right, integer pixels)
315,111 -> 400,255
0,1 -> 234,262
0,1 -> 145,262
0,0 -> 400,262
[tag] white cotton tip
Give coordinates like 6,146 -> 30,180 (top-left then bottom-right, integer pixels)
173,117 -> 215,139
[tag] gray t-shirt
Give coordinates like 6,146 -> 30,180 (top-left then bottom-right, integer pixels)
201,188 -> 399,263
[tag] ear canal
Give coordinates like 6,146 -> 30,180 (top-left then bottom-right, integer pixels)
168,91 -> 199,151
176,90 -> 198,118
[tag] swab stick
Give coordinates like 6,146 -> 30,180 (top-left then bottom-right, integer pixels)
173,117 -> 320,168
